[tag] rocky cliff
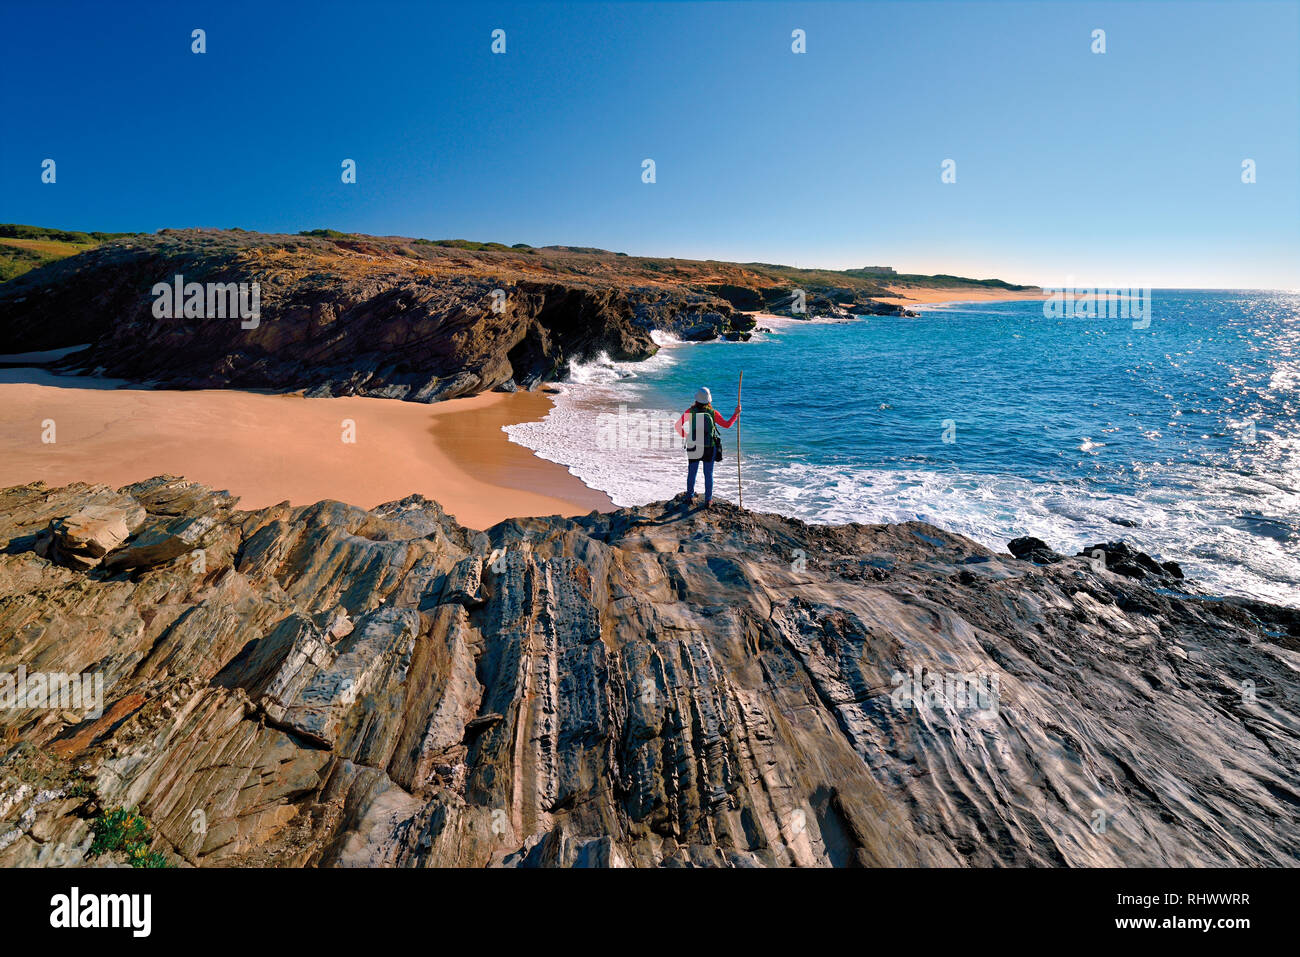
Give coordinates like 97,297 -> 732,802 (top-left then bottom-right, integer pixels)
0,230 -> 932,399
2,477 -> 1296,867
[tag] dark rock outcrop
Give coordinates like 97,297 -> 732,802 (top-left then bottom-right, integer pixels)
1078,541 -> 1185,583
678,312 -> 757,343
3,477 -> 1298,867
680,322 -> 720,342
1007,536 -> 1065,565
757,286 -> 918,320
850,298 -> 919,318
701,284 -> 765,312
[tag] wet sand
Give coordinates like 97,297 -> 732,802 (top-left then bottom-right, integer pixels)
0,370 -> 612,530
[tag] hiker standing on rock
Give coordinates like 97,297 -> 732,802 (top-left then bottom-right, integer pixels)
675,387 -> 740,508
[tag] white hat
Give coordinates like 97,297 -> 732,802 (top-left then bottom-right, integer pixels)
695,387 -> 711,404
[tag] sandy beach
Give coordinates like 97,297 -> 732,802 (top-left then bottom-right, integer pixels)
0,369 -> 612,530
874,285 -> 1048,307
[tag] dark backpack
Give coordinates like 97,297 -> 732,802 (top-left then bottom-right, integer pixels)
686,407 -> 723,461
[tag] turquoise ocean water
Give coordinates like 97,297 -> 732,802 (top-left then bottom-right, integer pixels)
507,290 -> 1300,604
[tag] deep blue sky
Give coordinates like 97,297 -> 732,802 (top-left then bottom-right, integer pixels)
2,0 -> 1297,287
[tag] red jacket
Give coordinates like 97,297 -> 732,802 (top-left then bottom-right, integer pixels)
675,406 -> 739,437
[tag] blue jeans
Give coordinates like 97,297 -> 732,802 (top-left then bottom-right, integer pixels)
687,457 -> 715,502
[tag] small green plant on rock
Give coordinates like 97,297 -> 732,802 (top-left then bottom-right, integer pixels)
88,806 -> 171,868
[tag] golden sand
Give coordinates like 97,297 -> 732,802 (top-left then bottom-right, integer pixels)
872,285 -> 1048,307
0,371 -> 611,530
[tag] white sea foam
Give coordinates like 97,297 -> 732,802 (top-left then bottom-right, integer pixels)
506,330 -> 688,503
561,329 -> 689,390
755,460 -> 1297,602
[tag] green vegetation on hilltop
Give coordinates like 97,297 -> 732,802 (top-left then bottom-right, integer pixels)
298,228 -> 354,239
300,230 -> 520,252
738,263 -> 893,297
0,223 -> 137,244
413,238 -> 512,251
0,223 -> 139,282
843,268 -> 1033,291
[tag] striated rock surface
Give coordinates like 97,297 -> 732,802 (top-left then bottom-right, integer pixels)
2,477 -> 1298,867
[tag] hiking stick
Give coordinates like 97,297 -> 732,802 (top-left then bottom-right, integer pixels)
737,370 -> 743,509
